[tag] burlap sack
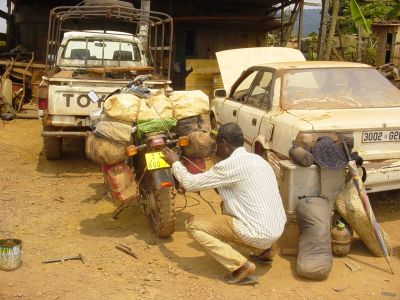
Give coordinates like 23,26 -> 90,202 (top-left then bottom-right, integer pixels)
94,119 -> 133,143
176,115 -> 203,136
183,130 -> 213,158
335,181 -> 392,257
170,90 -> 209,119
103,92 -> 173,122
296,197 -> 332,280
103,89 -> 209,122
85,132 -> 128,165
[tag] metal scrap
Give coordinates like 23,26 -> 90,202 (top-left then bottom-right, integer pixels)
115,244 -> 138,259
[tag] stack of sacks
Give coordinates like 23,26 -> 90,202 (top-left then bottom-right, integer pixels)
103,89 -> 209,122
102,89 -> 212,153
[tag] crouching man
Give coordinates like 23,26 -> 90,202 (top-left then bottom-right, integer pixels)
162,122 -> 286,284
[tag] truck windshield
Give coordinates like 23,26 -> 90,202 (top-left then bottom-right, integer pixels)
62,39 -> 141,63
282,68 -> 400,109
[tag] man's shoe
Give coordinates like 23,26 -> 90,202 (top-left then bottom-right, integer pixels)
250,247 -> 274,264
224,261 -> 256,284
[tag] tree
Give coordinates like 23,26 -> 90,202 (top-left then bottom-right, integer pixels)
324,0 -> 340,60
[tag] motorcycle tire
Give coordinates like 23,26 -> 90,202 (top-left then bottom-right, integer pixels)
149,187 -> 176,238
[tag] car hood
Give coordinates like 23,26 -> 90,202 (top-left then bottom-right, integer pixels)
216,47 -> 305,93
287,108 -> 400,130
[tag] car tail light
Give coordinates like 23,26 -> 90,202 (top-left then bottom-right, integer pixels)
177,136 -> 189,147
38,81 -> 48,110
160,181 -> 173,188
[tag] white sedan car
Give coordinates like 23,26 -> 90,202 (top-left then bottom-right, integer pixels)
211,47 -> 400,195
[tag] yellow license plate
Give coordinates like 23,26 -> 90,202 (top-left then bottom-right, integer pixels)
145,151 -> 170,170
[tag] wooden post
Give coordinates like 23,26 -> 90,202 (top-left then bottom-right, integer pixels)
281,1 -> 284,45
6,0 -> 11,51
139,0 -> 151,51
318,0 -> 329,60
297,0 -> 304,50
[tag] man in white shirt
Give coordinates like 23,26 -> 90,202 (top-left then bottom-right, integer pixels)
162,122 -> 286,284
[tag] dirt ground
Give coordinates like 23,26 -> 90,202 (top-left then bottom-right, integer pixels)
0,119 -> 399,300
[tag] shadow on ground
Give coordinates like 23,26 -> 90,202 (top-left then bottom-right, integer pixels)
36,137 -> 98,175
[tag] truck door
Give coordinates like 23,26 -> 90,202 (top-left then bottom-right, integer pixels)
237,70 -> 274,150
221,70 -> 259,124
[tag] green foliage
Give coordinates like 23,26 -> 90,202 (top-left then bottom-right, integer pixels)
387,0 -> 400,19
338,0 -> 398,34
350,0 -> 371,35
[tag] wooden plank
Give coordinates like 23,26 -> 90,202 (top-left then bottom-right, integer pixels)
375,27 -> 386,66
392,27 -> 400,65
0,60 -> 46,69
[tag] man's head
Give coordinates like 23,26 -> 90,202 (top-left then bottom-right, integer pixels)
216,123 -> 244,159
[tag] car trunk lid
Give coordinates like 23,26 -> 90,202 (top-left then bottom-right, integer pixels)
288,108 -> 400,160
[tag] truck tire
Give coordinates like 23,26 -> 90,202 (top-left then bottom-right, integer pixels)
43,126 -> 63,160
149,188 -> 176,238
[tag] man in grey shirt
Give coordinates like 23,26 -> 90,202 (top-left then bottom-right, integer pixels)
163,122 -> 286,284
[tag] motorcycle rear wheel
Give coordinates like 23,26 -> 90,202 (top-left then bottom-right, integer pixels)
149,188 -> 176,238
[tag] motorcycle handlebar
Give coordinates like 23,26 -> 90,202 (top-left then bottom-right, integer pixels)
135,138 -> 179,151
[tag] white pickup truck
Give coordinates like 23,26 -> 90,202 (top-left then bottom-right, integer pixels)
40,3 -> 172,159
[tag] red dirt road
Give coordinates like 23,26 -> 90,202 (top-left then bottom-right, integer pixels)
0,119 -> 399,299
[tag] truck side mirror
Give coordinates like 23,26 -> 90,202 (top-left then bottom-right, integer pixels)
88,90 -> 100,103
214,89 -> 226,98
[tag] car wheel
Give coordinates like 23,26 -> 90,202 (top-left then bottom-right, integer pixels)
260,149 -> 280,178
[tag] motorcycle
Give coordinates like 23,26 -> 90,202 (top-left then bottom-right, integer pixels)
88,75 -> 207,238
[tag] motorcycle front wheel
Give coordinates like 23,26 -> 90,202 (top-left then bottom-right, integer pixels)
149,187 -> 176,238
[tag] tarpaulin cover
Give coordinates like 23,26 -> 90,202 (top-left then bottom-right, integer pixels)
136,118 -> 177,138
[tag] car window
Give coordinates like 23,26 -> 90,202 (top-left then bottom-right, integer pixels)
63,39 -> 141,62
247,71 -> 273,108
282,68 -> 400,109
231,71 -> 258,102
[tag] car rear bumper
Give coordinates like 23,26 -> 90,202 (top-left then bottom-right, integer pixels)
42,114 -> 92,127
363,159 -> 400,193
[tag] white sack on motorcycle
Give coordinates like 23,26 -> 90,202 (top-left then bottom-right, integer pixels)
103,93 -> 173,122
94,118 -> 133,143
169,90 -> 209,120
103,90 -> 209,122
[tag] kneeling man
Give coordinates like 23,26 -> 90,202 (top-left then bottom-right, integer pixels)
162,123 -> 286,284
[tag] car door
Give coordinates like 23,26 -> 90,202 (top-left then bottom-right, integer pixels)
220,70 -> 259,124
237,69 -> 274,149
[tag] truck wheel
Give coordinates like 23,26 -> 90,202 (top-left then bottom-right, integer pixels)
43,127 -> 63,160
149,188 -> 176,237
